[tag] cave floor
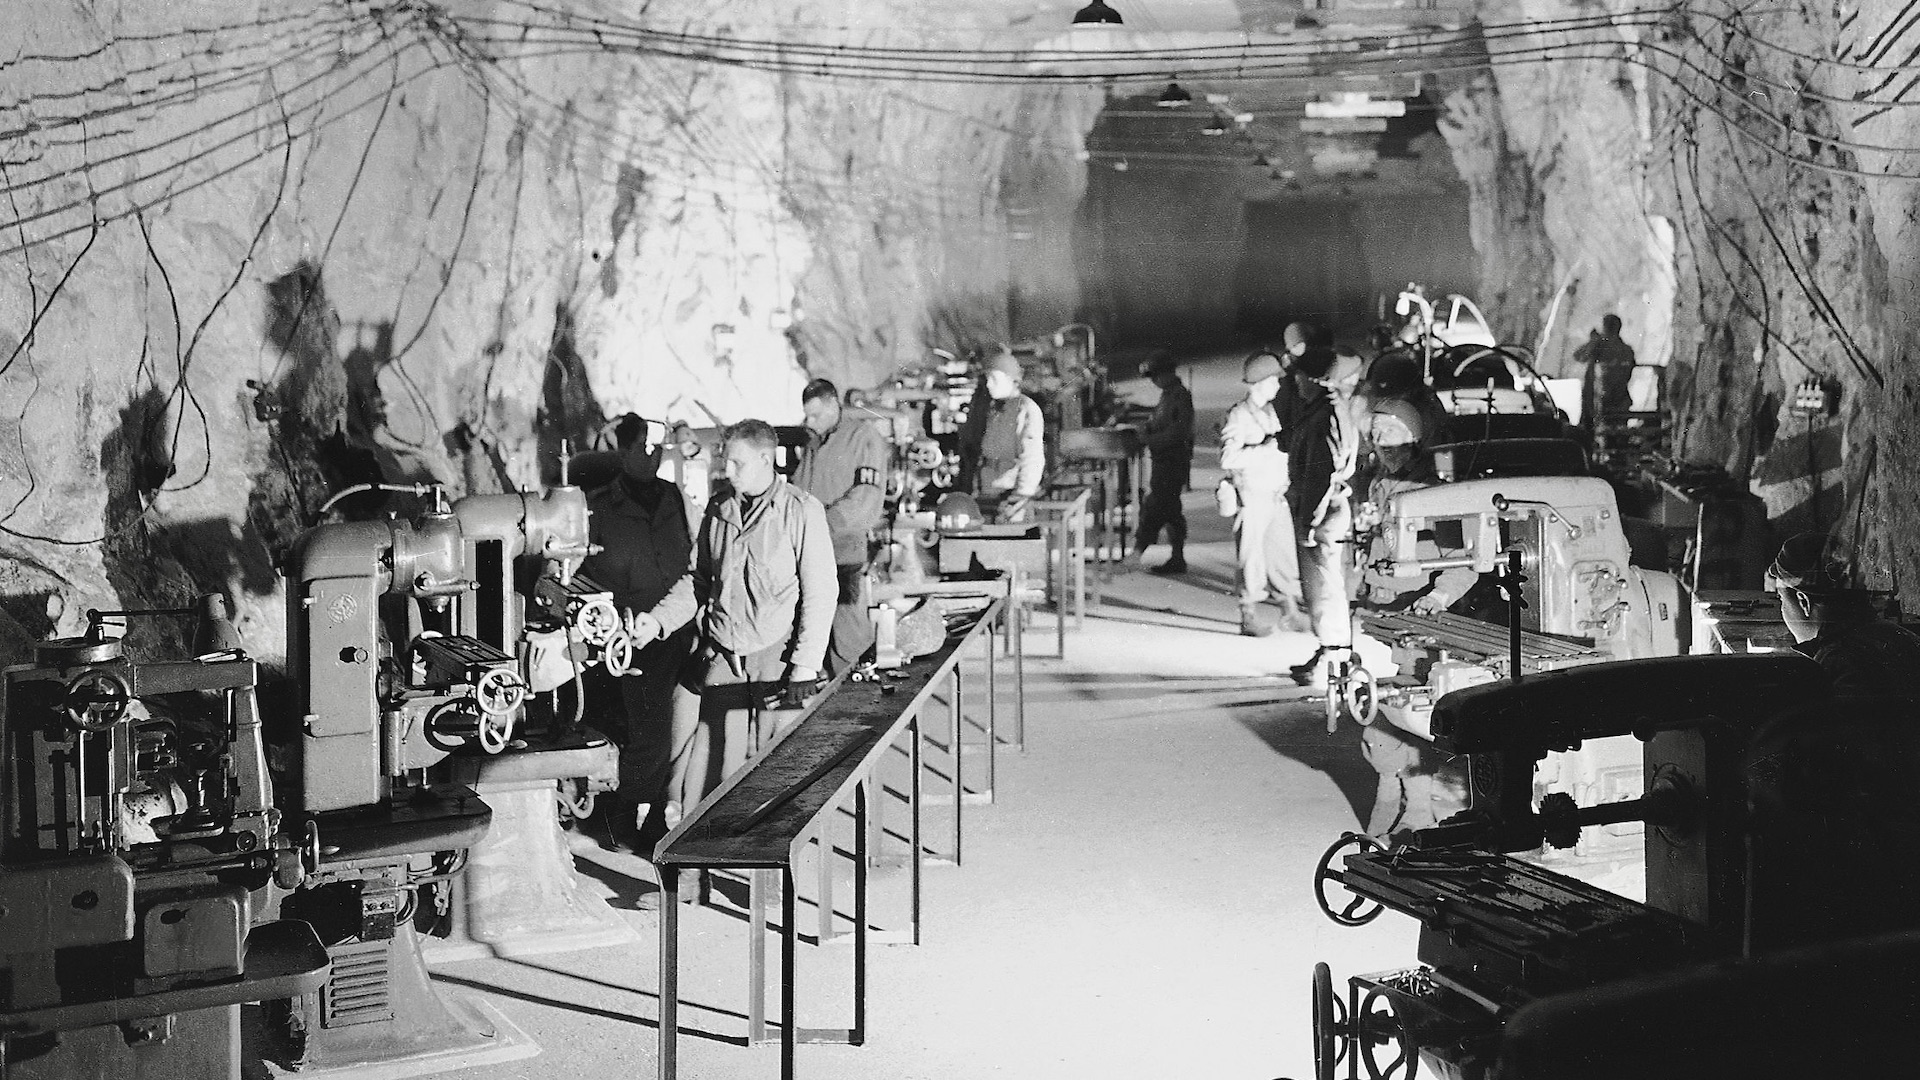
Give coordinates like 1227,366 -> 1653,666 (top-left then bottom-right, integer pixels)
401,351 -> 1420,1080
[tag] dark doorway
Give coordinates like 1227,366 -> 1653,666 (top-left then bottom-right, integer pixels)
1234,200 -> 1372,339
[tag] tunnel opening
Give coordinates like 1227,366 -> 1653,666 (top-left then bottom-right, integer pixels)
1073,85 -> 1476,353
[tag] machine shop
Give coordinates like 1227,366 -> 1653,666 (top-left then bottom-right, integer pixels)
5,1 -> 1920,1078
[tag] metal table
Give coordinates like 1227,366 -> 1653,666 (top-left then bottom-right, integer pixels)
653,596 -> 1012,1080
1031,486 -> 1092,654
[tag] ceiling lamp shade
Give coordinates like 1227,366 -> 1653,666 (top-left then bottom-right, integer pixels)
1201,113 -> 1230,136
1071,0 -> 1124,24
1156,81 -> 1193,108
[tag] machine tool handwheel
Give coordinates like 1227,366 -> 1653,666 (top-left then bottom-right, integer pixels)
1342,666 -> 1380,727
1357,986 -> 1419,1080
476,706 -> 514,755
575,597 -> 620,646
63,669 -> 132,732
473,667 -> 527,716
425,699 -> 485,753
603,631 -> 635,677
1313,962 -> 1353,1080
1313,832 -> 1387,927
557,779 -> 597,821
1323,681 -> 1341,735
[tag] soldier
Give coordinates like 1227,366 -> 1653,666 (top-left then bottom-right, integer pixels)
974,348 -> 1046,523
1285,346 -> 1364,688
793,379 -> 888,676
1769,532 -> 1920,698
577,415 -> 695,856
626,419 -> 837,844
1128,353 -> 1195,574
1575,313 -> 1637,431
1218,351 -> 1303,635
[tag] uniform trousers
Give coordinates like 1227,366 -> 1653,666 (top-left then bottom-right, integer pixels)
826,563 -> 874,676
1234,485 -> 1301,608
665,639 -> 803,815
1295,495 -> 1353,648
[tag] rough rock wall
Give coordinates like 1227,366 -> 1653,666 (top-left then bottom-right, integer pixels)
1436,72 -> 1556,348
1649,0 -> 1903,585
1439,0 -> 1916,587
0,0 -> 1095,664
1442,1 -> 1677,375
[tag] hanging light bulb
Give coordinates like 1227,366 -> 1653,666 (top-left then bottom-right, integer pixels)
1155,81 -> 1192,108
1071,0 -> 1125,24
1113,159 -> 1130,172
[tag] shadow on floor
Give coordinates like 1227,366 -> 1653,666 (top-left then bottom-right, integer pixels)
1085,594 -> 1239,630
575,851 -> 663,911
430,972 -> 749,1046
1234,705 -> 1377,828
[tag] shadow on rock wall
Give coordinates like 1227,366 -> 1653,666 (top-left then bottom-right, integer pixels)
538,304 -> 609,485
247,262 -> 395,556
98,388 -> 277,657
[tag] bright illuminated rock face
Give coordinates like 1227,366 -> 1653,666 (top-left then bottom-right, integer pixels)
0,1 -> 1096,660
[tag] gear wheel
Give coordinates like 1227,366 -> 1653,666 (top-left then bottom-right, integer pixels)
1538,791 -> 1581,850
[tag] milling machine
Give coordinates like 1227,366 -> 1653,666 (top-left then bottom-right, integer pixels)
419,470 -> 642,962
0,597 -> 329,1079
1340,477 -> 1685,872
267,476 -> 621,1071
1306,653 -> 1920,1079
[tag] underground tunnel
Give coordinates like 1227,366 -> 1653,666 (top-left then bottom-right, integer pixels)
3,1 -> 1919,1078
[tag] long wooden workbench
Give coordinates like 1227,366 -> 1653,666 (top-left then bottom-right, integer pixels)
652,592 -> 1012,1080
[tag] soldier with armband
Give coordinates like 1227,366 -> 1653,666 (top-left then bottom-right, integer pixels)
794,378 -> 888,676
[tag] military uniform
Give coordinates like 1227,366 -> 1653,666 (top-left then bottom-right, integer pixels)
1794,617 -> 1920,699
1283,378 -> 1361,652
1136,377 -> 1194,560
648,476 -> 836,811
1219,395 -> 1299,610
976,393 -> 1045,522
794,417 -> 889,675
580,466 -> 694,848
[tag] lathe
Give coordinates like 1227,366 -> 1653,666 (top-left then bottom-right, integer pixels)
1306,651 -> 1920,1079
1,597 -> 329,1079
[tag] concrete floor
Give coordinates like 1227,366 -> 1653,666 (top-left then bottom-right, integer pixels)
400,350 -> 1422,1080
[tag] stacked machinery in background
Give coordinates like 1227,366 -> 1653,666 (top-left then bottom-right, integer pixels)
1309,653 -> 1920,1079
0,598 -> 329,1079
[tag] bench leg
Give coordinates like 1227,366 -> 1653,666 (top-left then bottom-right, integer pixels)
782,866 -> 797,1080
853,782 -> 868,1046
750,869 -> 769,1042
659,868 -> 679,1080
909,709 -> 922,946
949,666 -> 963,865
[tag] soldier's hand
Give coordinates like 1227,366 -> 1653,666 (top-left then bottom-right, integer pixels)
1411,591 -> 1452,616
624,610 -> 662,645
